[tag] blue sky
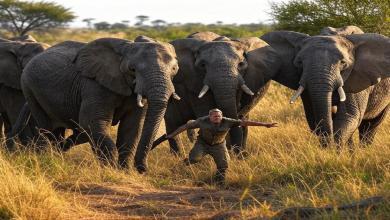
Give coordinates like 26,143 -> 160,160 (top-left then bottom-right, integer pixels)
31,0 -> 288,27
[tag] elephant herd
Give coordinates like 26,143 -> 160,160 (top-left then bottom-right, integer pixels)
0,25 -> 389,174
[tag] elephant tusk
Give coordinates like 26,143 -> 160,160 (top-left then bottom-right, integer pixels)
198,85 -> 209,98
338,87 -> 346,102
172,92 -> 181,100
241,84 -> 254,96
137,94 -> 144,107
290,85 -> 304,104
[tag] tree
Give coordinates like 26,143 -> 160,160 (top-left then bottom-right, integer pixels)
111,22 -> 128,29
151,19 -> 166,28
135,15 -> 149,26
82,18 -> 95,28
0,0 -> 75,36
270,0 -> 390,35
94,21 -> 111,30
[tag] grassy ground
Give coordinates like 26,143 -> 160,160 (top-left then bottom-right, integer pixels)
0,83 -> 388,219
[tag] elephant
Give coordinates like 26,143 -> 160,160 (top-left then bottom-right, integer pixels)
159,32 -> 280,155
320,25 -> 364,36
0,38 -> 48,145
260,31 -> 390,147
12,36 -> 179,173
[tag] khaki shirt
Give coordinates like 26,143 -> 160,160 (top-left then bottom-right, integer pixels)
186,116 -> 242,145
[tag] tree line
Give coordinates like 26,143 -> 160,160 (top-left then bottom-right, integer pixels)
1,0 -> 388,36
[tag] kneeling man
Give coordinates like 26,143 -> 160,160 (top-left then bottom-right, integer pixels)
159,108 -> 277,184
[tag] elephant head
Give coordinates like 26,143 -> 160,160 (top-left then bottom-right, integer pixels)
261,31 -> 390,145
171,33 -> 280,126
0,40 -> 48,90
75,37 -> 179,172
171,38 -> 247,121
320,25 -> 364,36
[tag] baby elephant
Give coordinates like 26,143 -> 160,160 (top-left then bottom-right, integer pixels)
13,36 -> 179,173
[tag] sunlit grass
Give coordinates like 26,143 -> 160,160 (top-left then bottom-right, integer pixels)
0,33 -> 387,217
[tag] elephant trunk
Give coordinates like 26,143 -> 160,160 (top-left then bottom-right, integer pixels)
306,75 -> 334,147
134,72 -> 172,173
208,74 -> 243,149
209,75 -> 239,118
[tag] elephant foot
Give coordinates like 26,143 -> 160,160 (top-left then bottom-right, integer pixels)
235,150 -> 249,160
231,145 -> 245,156
135,163 -> 147,174
5,136 -> 17,152
118,159 -> 130,170
169,148 -> 181,157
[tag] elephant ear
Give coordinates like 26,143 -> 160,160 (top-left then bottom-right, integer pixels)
260,31 -> 309,90
237,37 -> 282,116
0,42 -> 44,90
344,33 -> 390,93
76,38 -> 134,96
169,38 -> 206,93
0,42 -> 21,89
239,37 -> 281,88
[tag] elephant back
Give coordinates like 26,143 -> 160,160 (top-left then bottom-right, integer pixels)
23,41 -> 85,82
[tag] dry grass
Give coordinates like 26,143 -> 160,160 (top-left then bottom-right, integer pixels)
0,83 -> 388,219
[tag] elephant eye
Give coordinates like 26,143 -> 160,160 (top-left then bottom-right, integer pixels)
198,60 -> 206,69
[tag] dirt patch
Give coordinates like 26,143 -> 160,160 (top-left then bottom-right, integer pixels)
61,183 -> 262,219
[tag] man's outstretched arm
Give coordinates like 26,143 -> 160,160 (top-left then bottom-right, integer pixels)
240,120 -> 278,128
151,120 -> 199,150
167,124 -> 189,139
167,120 -> 199,138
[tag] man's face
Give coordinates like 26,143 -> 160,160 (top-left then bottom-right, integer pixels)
209,111 -> 223,124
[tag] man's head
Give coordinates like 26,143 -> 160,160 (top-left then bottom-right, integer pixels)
209,108 -> 223,124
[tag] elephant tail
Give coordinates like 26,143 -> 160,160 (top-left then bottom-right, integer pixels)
6,103 -> 34,150
151,134 -> 168,151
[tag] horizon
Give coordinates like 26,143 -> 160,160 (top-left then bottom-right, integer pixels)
31,0 -> 289,27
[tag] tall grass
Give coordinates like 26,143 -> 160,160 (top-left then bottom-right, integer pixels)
0,28 -> 388,218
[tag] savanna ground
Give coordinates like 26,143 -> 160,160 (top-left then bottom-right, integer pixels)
0,29 -> 388,219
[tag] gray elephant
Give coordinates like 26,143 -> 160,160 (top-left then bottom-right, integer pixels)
260,31 -> 390,147
320,25 -> 364,36
158,32 -> 280,154
13,36 -> 179,173
0,38 -> 48,145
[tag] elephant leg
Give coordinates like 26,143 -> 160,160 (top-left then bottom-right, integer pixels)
79,103 -> 116,166
168,136 -> 182,156
165,116 -> 187,156
116,107 -> 146,169
359,105 -> 389,146
229,126 -> 243,154
58,129 -> 89,152
23,90 -> 54,149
